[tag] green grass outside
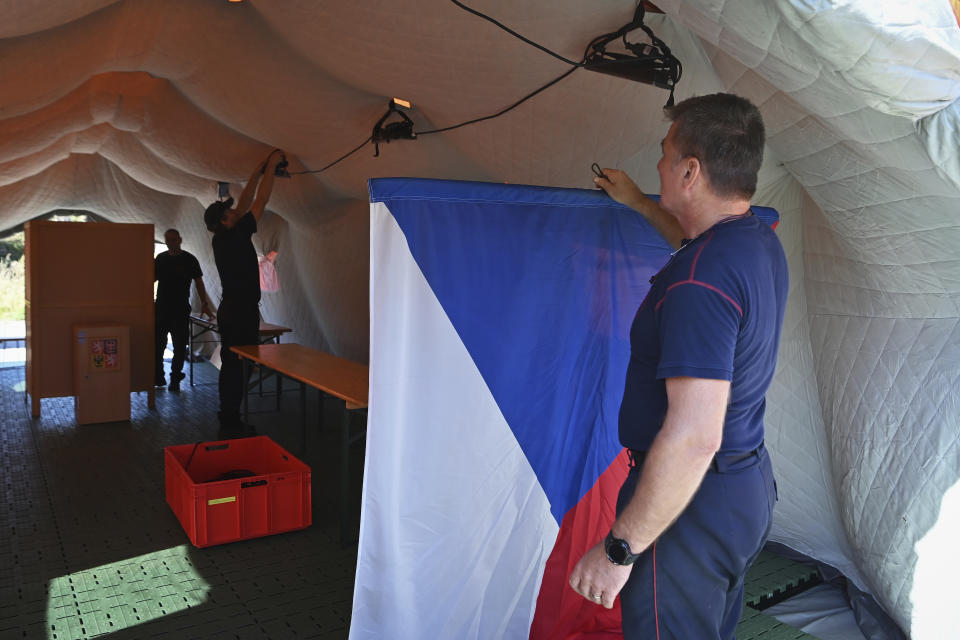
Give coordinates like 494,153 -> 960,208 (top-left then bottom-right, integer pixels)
0,228 -> 24,321
0,255 -> 25,321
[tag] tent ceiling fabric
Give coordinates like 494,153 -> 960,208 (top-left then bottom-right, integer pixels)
2,0 -> 958,636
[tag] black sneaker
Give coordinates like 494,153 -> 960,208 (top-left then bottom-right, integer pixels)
168,371 -> 185,392
155,376 -> 167,388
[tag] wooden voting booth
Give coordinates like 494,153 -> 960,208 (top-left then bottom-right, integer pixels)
25,221 -> 155,419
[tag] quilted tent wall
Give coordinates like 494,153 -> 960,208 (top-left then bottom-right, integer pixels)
1,1 -> 958,637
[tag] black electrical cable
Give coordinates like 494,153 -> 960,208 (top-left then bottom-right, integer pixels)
417,1 -> 601,136
415,1 -> 683,134
289,3 -> 584,173
288,136 -> 373,176
287,65 -> 579,171
447,0 -> 585,68
288,1 -> 674,173
184,442 -> 200,473
290,64 -> 577,172
417,67 -> 578,135
448,0 -> 673,77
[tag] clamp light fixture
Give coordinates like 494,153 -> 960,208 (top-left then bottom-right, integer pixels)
372,98 -> 416,157
582,3 -> 681,106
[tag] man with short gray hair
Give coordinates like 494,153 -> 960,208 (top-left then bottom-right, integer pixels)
570,93 -> 787,640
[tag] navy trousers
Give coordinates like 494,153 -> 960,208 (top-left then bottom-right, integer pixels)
617,447 -> 777,640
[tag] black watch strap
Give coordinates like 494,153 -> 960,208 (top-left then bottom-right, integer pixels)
604,530 -> 641,566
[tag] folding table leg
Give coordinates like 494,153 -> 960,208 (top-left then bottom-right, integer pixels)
341,407 -> 367,547
300,380 -> 307,456
317,392 -> 325,431
242,359 -> 249,427
341,404 -> 350,546
276,368 -> 282,412
188,324 -> 194,386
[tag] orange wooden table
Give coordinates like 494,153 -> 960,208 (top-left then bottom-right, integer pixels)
187,314 -> 292,386
231,343 -> 368,543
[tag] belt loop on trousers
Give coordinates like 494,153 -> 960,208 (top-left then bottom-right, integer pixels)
711,442 -> 765,473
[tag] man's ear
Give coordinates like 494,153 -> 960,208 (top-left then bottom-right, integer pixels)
683,157 -> 702,188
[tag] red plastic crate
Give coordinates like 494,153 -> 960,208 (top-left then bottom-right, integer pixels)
164,436 -> 311,547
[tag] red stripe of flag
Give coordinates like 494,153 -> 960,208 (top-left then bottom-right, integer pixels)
530,449 -> 631,639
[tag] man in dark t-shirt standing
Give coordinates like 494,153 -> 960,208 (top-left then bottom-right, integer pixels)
203,149 -> 285,437
154,228 -> 213,392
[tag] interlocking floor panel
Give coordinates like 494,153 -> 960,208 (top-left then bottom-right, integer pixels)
0,363 -> 358,639
745,550 -> 823,611
0,361 -> 823,639
737,606 -> 820,640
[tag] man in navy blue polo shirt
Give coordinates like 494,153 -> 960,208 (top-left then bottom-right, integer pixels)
569,93 -> 788,640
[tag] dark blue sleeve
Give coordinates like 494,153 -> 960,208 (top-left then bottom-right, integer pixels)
655,278 -> 742,381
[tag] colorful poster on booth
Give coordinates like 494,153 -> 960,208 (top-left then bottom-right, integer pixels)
90,338 -> 119,370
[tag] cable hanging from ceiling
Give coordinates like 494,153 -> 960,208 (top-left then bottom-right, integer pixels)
287,1 -> 681,176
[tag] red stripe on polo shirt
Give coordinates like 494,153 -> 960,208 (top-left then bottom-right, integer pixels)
653,234 -> 743,316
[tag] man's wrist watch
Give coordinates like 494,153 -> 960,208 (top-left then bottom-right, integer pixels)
604,531 -> 641,566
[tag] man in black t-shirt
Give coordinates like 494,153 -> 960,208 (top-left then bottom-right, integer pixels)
203,149 -> 285,436
154,229 -> 213,391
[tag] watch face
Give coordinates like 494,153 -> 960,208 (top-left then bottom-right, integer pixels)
608,542 -> 627,564
606,537 -> 629,564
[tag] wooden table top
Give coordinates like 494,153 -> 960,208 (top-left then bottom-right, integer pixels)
230,343 -> 368,409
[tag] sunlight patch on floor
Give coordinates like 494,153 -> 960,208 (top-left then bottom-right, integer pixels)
46,544 -> 209,638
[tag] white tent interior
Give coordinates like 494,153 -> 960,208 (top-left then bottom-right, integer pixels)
2,1 -> 958,638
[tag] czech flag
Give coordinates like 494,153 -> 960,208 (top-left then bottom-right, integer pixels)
352,178 -> 778,639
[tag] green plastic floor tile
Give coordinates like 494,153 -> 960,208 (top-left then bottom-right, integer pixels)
1,358 -> 838,640
744,550 -> 822,610
736,606 -> 820,639
0,362 -> 359,639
